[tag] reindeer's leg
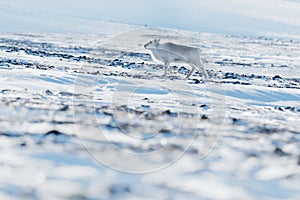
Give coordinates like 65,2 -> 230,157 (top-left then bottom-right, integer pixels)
199,61 -> 209,80
201,67 -> 208,79
193,59 -> 208,80
185,64 -> 195,80
163,61 -> 170,77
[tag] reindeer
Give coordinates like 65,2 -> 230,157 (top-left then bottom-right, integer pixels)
144,39 -> 208,79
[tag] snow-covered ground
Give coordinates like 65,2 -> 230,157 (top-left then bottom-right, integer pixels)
0,0 -> 300,199
0,25 -> 300,199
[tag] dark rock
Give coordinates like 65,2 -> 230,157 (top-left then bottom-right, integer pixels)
103,111 -> 113,116
200,104 -> 209,109
59,91 -> 73,96
0,89 -> 11,94
162,110 -> 172,115
194,79 -> 201,84
141,104 -> 150,108
274,147 -> 289,156
109,59 -> 124,67
45,90 -> 53,95
159,128 -> 171,134
51,120 -> 74,124
232,118 -> 239,123
279,65 -> 288,68
224,72 -> 236,79
0,132 -> 22,137
274,106 -> 284,111
45,130 -> 63,136
178,66 -> 189,74
20,142 -> 27,147
161,110 -> 178,117
232,117 -> 247,125
272,75 -> 282,80
59,105 -> 69,111
201,115 -> 209,120
215,61 -> 225,66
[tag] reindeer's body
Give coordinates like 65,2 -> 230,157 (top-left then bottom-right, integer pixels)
144,39 -> 208,79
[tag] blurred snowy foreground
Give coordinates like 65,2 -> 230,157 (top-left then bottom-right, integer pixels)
0,23 -> 300,199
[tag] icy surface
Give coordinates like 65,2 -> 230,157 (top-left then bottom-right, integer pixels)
0,29 -> 300,199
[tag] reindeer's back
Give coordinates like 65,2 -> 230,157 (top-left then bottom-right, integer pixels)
160,42 -> 200,54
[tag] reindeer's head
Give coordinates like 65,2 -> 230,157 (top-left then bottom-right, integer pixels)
144,39 -> 160,49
